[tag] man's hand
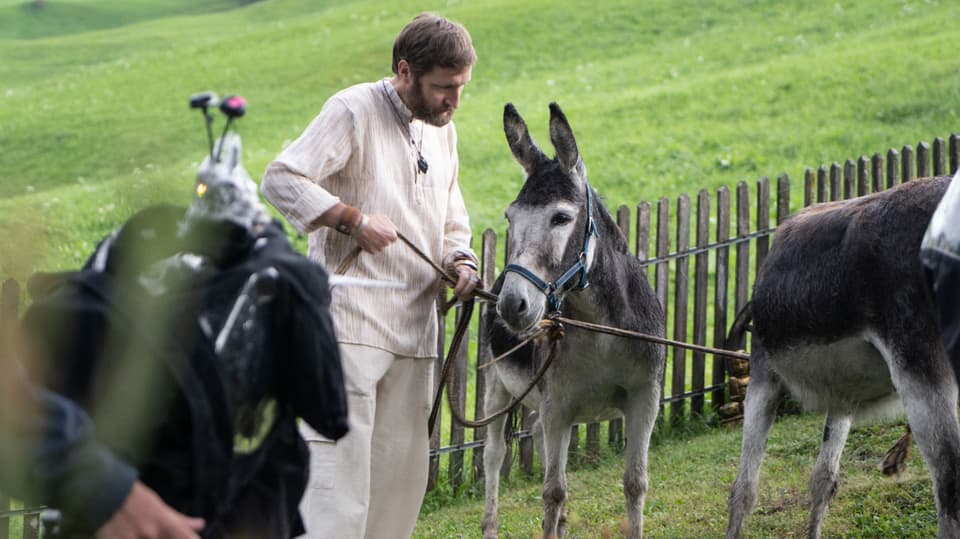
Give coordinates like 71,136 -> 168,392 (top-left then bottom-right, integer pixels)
352,213 -> 397,254
96,481 -> 204,539
315,203 -> 397,255
452,265 -> 481,302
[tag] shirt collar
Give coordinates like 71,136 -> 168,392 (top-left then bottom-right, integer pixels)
381,78 -> 413,124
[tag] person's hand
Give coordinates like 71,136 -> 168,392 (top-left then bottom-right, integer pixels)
95,481 -> 204,539
452,265 -> 481,302
352,213 -> 397,254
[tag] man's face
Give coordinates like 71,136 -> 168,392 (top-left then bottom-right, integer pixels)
406,65 -> 472,127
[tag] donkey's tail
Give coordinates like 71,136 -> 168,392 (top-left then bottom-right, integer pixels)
724,301 -> 754,356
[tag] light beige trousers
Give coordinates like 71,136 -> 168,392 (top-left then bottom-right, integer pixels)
297,343 -> 433,539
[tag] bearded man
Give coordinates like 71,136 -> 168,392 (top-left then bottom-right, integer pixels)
260,12 -> 481,539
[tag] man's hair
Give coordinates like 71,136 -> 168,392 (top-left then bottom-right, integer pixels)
391,13 -> 476,77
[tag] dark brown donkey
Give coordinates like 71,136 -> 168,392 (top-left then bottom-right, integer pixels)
725,174 -> 960,538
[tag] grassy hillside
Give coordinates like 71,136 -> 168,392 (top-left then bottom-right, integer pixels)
0,0 -> 260,40
2,0 -> 959,280
1,1 -> 957,536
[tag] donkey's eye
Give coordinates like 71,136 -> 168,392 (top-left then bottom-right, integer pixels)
550,213 -> 572,226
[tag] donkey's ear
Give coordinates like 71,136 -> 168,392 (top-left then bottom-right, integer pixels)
548,103 -> 586,181
503,103 -> 544,177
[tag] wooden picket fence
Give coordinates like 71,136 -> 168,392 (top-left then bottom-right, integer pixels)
425,134 -> 960,493
3,135 -> 959,533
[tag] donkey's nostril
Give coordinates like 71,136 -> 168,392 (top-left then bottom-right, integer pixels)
516,299 -> 527,315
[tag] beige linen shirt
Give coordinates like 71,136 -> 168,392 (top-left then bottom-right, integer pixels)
261,79 -> 476,358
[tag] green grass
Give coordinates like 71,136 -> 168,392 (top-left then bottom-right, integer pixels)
415,413 -> 938,538
3,0 -> 960,280
0,0 -> 260,40
1,0 -> 958,536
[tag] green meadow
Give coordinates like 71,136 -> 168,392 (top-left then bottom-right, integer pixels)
3,0 -> 960,279
2,0 -> 959,537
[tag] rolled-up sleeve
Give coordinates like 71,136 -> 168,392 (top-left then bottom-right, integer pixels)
261,97 -> 355,233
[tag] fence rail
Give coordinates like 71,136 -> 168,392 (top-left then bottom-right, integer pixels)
3,135 -> 959,533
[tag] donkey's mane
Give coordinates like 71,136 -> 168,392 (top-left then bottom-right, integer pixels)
592,193 -> 631,255
514,159 -> 579,204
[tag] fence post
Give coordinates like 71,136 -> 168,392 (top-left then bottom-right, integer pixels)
902,145 -> 915,182
950,134 -> 959,174
776,174 -> 791,224
607,206 -> 632,448
871,153 -> 884,193
843,160 -> 855,200
637,202 -> 651,261
472,230 -> 497,482
655,198 -> 671,315
670,195 -> 691,424
734,182 -> 751,334
934,137 -> 946,176
428,294 -> 446,491
498,230 -> 515,480
655,198 -> 670,421
519,415 -> 535,477
887,148 -> 900,188
711,187 -> 731,406
447,301 -> 469,493
917,141 -> 930,179
691,191 -> 710,415
856,157 -> 869,197
817,165 -> 828,203
585,423 -> 600,461
755,178 -> 770,272
829,162 -> 841,202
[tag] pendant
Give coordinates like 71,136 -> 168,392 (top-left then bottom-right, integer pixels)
417,153 -> 429,174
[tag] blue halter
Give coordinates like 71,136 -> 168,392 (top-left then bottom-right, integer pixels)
503,182 -> 600,313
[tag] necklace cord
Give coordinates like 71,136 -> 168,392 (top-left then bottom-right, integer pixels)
380,80 -> 428,174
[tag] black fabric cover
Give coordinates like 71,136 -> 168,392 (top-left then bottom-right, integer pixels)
22,205 -> 347,538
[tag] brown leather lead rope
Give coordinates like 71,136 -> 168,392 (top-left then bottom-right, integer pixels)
427,298 -> 474,436
329,234 -> 513,435
339,232 -> 747,361
436,319 -> 564,433
335,234 -> 497,302
334,246 -> 362,276
553,316 -> 751,361
477,327 -> 546,370
429,314 -> 561,436
395,232 -> 499,303
332,230 -> 749,435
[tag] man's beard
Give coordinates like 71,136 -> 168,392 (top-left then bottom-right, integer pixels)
406,77 -> 454,127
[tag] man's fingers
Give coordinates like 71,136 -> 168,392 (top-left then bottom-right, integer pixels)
182,517 -> 205,532
354,214 -> 398,255
163,516 -> 203,539
453,270 -> 479,301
